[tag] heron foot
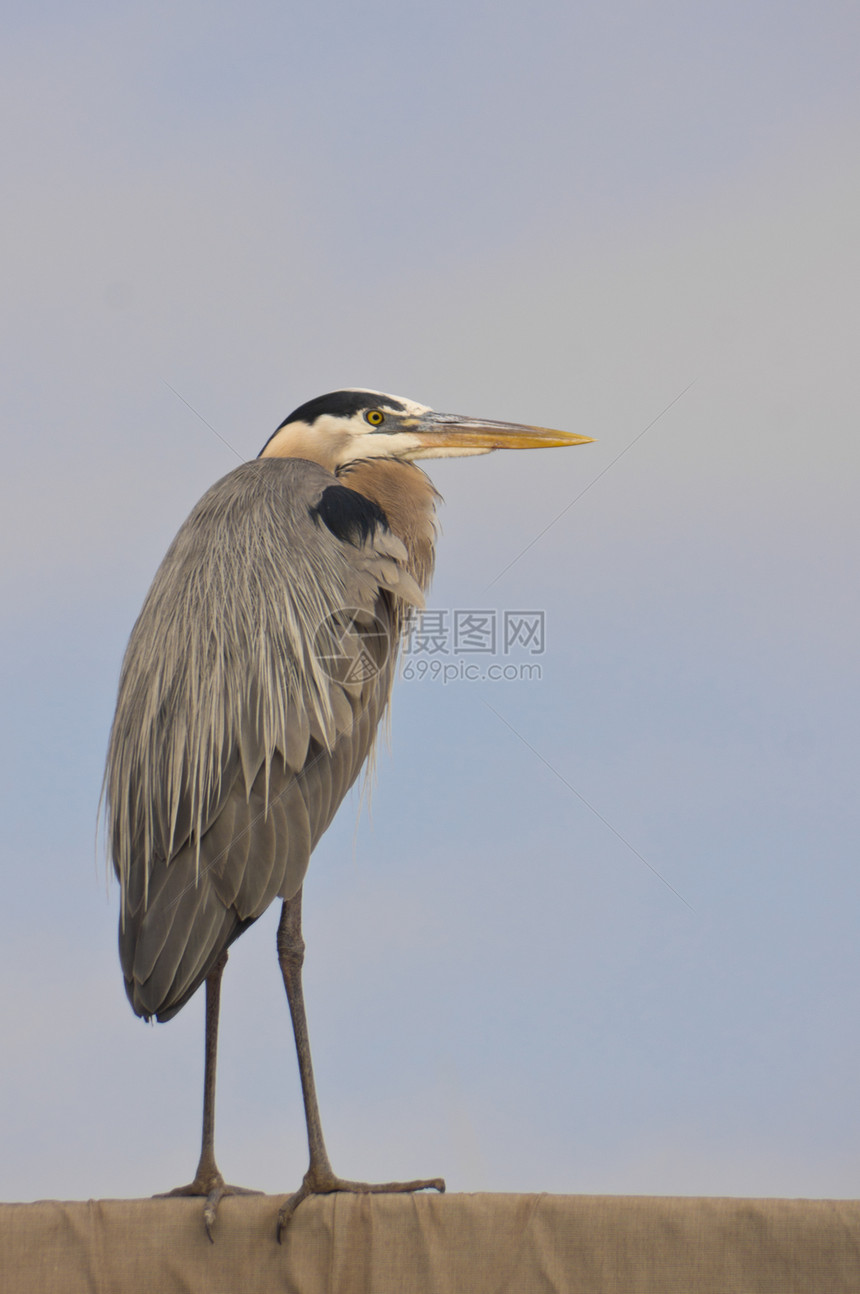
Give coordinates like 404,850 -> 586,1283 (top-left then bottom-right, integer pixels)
277,1168 -> 445,1240
157,1172 -> 262,1242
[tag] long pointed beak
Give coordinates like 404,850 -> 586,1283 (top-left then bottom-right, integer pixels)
405,410 -> 594,451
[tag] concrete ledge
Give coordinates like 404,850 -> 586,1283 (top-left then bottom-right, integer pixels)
2,1192 -> 859,1293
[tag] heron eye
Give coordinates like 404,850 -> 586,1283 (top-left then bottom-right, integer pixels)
365,409 -> 385,426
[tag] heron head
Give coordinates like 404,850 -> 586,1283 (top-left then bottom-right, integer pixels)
259,389 -> 593,471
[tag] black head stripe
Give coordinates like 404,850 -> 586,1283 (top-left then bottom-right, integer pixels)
309,485 -> 389,547
276,390 -> 407,432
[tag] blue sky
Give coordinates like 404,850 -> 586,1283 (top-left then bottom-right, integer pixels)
1,1 -> 859,1203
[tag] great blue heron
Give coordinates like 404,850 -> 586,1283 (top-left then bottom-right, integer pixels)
105,388 -> 592,1238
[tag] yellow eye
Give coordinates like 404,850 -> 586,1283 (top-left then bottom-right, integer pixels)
365,409 -> 385,426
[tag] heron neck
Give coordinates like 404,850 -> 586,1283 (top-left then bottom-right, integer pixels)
338,459 -> 438,591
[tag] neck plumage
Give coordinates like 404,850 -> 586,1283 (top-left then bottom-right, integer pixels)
338,458 -> 438,592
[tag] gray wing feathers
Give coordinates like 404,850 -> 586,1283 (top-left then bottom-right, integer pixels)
106,457 -> 414,1021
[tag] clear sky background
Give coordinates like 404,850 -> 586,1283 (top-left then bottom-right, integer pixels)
2,1 -> 859,1204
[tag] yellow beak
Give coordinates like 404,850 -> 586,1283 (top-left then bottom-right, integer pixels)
406,411 -> 594,451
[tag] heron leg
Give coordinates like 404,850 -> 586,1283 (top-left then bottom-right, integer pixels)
276,890 -> 445,1240
158,949 -> 260,1240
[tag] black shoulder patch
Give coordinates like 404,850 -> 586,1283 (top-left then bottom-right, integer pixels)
309,485 -> 389,547
276,389 -> 406,431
